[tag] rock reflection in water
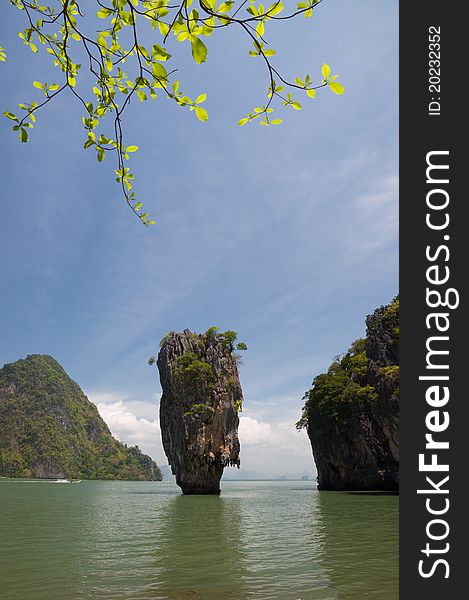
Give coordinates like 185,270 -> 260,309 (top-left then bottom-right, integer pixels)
154,494 -> 246,600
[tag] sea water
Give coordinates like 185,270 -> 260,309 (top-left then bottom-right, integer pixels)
0,479 -> 398,600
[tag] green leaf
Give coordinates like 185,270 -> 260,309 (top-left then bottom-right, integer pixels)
195,93 -> 207,104
203,16 -> 215,36
271,119 -> 283,125
328,81 -> 344,95
195,107 -> 208,122
137,45 -> 150,60
3,112 -> 18,122
256,21 -> 265,38
151,62 -> 168,80
20,127 -> 28,142
291,101 -> 302,110
152,44 -> 171,61
158,21 -> 170,36
33,81 -> 43,89
238,118 -> 249,126
120,10 -> 134,26
97,8 -> 113,18
218,2 -> 234,13
267,2 -> 284,16
48,84 -> 59,91
322,63 -> 331,81
191,38 -> 207,64
125,145 -> 139,152
306,88 -> 316,98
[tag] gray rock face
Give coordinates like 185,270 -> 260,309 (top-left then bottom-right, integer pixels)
157,329 -> 242,494
303,298 -> 399,491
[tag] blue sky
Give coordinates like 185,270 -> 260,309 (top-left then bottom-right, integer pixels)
0,1 -> 398,477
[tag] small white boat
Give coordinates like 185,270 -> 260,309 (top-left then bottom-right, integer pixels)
53,478 -> 71,484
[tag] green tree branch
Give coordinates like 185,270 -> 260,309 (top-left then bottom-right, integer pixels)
2,0 -> 344,226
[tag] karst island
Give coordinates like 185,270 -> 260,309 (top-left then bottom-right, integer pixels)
151,327 -> 246,495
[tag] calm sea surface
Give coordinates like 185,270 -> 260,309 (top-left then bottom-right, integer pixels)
0,479 -> 398,600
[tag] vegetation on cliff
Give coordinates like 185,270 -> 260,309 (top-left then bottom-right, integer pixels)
150,327 -> 246,414
297,297 -> 399,431
298,297 -> 399,490
0,354 -> 162,481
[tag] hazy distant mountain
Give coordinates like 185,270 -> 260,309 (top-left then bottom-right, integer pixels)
222,468 -> 314,481
159,464 -> 314,482
0,354 -> 162,481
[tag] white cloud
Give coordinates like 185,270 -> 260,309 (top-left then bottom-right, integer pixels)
238,416 -> 274,446
238,413 -> 315,476
239,414 -> 310,454
87,391 -> 165,464
97,399 -> 158,441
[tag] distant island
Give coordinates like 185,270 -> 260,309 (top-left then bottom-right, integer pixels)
0,354 -> 162,481
222,468 -> 312,481
298,297 -> 399,491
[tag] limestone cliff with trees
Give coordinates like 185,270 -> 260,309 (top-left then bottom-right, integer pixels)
298,298 -> 399,490
0,354 -> 162,480
154,327 -> 245,494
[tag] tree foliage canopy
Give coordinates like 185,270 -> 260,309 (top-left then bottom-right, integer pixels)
2,0 -> 343,225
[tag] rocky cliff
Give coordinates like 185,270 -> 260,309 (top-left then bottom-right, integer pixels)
0,354 -> 162,481
156,328 -> 244,494
298,297 -> 399,490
